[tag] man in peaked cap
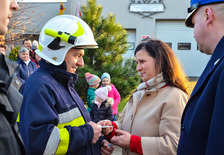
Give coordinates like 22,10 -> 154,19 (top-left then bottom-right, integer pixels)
177,0 -> 224,154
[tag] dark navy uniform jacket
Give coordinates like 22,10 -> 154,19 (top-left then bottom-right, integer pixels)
20,60 -> 101,155
0,55 -> 25,155
178,36 -> 224,155
16,59 -> 37,85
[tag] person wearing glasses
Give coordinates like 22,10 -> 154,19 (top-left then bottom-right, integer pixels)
0,0 -> 26,155
177,0 -> 224,154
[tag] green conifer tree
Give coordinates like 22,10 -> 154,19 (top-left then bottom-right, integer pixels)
75,0 -> 140,103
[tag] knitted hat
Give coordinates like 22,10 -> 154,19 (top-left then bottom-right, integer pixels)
95,86 -> 111,101
85,72 -> 101,86
101,72 -> 111,81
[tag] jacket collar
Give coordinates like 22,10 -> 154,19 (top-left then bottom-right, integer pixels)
190,36 -> 224,98
0,55 -> 19,114
181,36 -> 224,125
39,60 -> 79,88
0,54 -> 21,93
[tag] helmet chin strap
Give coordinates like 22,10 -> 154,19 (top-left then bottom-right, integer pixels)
57,61 -> 67,70
47,37 -> 65,50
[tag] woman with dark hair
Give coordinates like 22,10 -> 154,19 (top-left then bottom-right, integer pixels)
99,38 -> 189,155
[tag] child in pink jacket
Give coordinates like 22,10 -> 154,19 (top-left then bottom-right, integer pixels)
100,72 -> 121,121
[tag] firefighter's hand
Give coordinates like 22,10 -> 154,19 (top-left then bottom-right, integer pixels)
88,121 -> 102,144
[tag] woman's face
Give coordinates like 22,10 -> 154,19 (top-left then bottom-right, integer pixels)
135,49 -> 158,82
102,78 -> 110,86
35,54 -> 41,62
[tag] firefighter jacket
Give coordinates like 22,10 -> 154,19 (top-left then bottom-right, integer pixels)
19,60 -> 101,155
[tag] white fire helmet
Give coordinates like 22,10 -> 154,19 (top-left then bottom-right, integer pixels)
35,15 -> 98,66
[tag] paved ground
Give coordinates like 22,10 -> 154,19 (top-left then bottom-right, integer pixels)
112,145 -> 122,155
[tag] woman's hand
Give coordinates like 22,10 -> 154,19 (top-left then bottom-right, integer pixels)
110,129 -> 131,149
97,120 -> 113,135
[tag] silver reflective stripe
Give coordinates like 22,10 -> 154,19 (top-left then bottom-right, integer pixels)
58,107 -> 82,124
43,126 -> 60,155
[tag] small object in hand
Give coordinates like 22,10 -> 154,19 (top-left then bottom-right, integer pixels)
98,125 -> 113,135
108,143 -> 114,148
98,125 -> 113,129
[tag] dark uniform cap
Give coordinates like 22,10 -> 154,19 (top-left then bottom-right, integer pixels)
185,0 -> 224,27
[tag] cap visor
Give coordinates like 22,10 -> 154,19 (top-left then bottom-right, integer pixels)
185,8 -> 197,28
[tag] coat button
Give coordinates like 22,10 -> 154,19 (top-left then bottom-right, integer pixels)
146,93 -> 151,96
181,126 -> 185,131
15,80 -> 20,85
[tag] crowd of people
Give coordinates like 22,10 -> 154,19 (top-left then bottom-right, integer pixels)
1,0 -> 224,154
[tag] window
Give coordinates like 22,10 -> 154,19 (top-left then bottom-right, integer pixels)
127,42 -> 135,50
165,42 -> 172,49
178,43 -> 191,50
197,44 -> 199,50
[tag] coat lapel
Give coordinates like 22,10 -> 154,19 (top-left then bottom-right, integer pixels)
132,89 -> 144,117
188,36 -> 224,103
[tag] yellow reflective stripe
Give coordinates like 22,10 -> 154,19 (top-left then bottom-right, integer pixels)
39,44 -> 43,51
58,107 -> 82,124
55,128 -> 69,155
43,108 -> 86,154
16,112 -> 20,122
57,116 -> 85,129
72,22 -> 84,37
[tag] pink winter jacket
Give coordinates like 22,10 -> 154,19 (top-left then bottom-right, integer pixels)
101,84 -> 121,115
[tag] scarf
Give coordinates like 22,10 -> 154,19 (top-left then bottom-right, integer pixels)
137,73 -> 166,92
24,58 -> 31,66
131,73 -> 167,115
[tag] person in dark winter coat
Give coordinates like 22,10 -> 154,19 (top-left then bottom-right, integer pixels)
16,47 -> 37,85
19,15 -> 113,155
90,86 -> 113,123
0,0 -> 26,154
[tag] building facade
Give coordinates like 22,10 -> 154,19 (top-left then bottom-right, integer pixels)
18,0 -> 210,77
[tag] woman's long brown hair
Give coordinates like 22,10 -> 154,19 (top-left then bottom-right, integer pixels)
135,38 -> 189,95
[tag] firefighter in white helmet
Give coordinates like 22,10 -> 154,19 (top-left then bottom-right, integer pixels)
19,15 -> 113,155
